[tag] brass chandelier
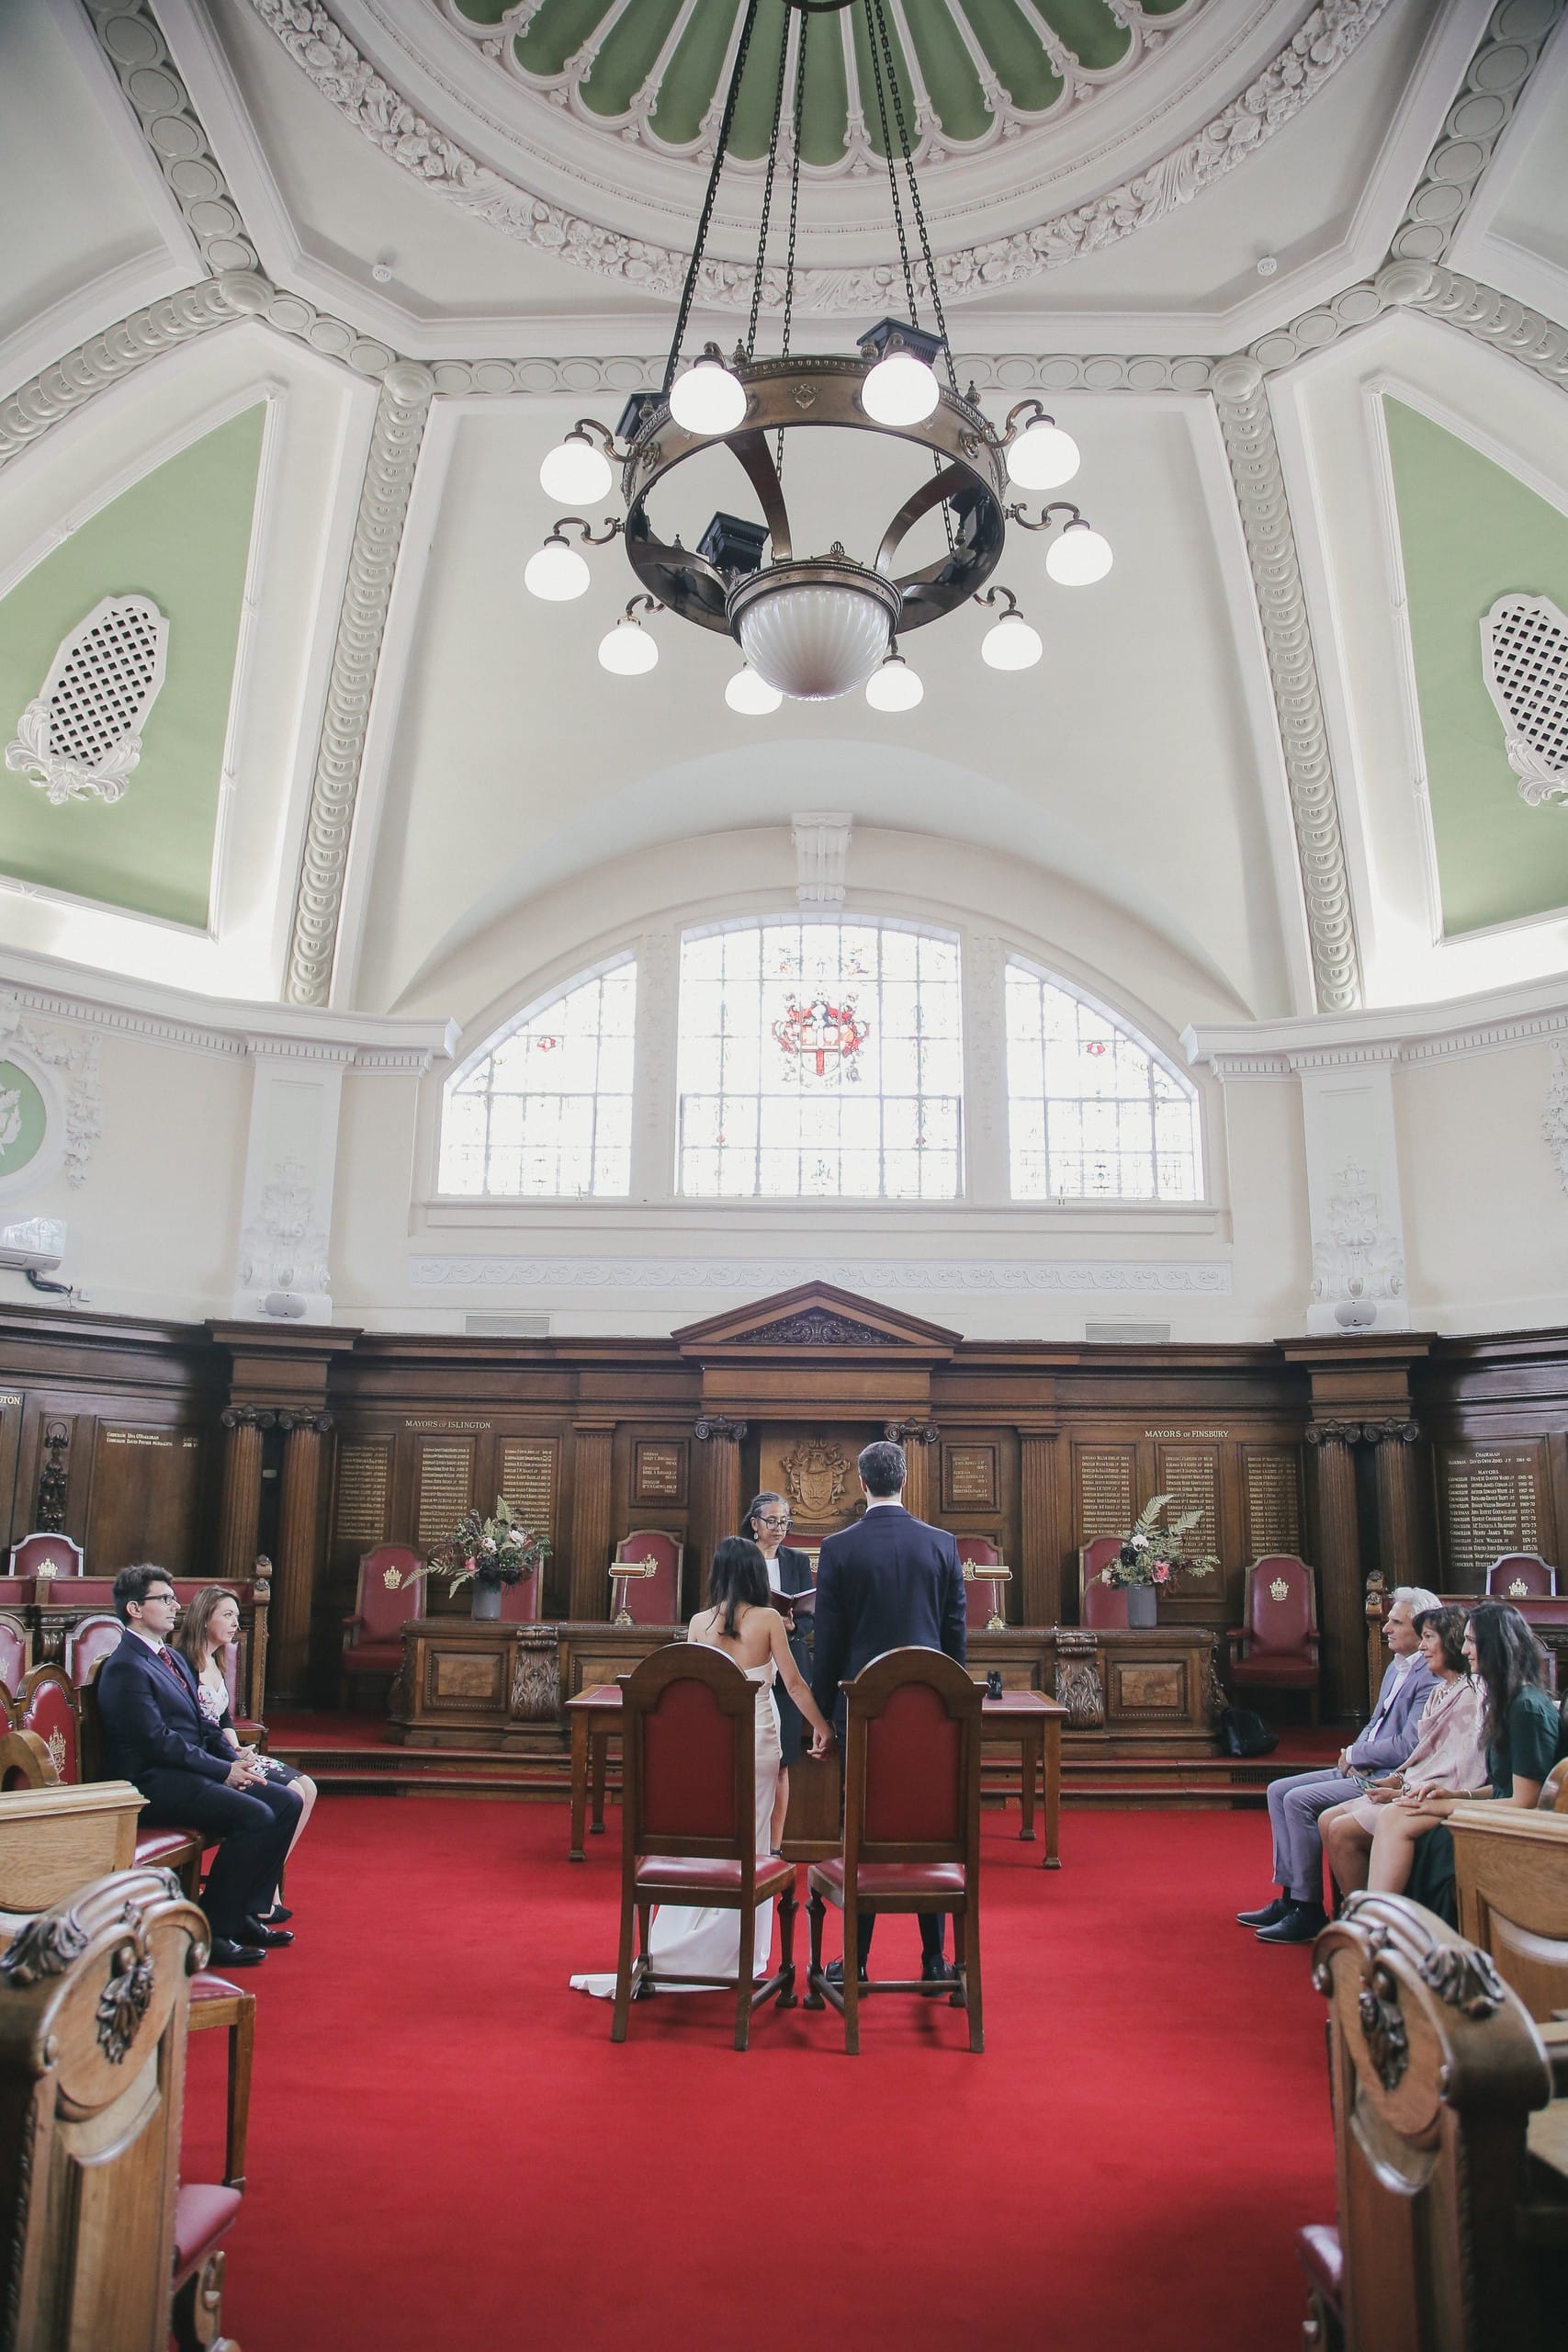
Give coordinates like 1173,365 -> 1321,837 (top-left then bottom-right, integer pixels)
525,0 -> 1112,711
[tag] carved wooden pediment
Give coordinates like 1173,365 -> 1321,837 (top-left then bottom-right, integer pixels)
673,1283 -> 960,1362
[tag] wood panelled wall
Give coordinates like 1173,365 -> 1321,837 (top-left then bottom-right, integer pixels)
2,1299 -> 1566,1717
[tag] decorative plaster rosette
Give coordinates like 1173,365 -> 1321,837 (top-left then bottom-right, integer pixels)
247,0 -> 1393,311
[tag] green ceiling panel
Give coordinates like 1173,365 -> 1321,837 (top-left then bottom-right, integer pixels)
0,403 -> 265,931
962,2 -> 1065,113
649,6 -> 735,148
1383,395 -> 1568,936
1048,0 -> 1133,74
580,0 -> 684,119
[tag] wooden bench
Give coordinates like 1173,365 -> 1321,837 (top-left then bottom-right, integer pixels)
1451,1789 -> 1568,2025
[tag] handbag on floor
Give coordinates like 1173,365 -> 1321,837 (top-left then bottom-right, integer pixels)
1218,1705 -> 1278,1758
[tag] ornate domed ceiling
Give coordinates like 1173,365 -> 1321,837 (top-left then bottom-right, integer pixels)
258,0 -> 1398,312
445,0 -> 1200,172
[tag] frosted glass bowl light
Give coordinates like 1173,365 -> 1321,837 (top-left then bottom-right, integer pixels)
1006,421 -> 1079,491
981,613 -> 1043,670
540,435 -> 613,504
862,350 -> 940,426
725,665 -> 783,715
1045,522 -> 1113,585
865,654 -> 923,711
670,356 -> 747,435
525,540 -> 591,600
729,560 -> 902,700
598,619 -> 658,674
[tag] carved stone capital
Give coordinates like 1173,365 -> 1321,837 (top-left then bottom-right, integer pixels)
694,1416 -> 749,1443
1307,1417 -> 1417,1447
884,1419 -> 939,1446
220,1405 -> 276,1431
275,1409 -> 333,1437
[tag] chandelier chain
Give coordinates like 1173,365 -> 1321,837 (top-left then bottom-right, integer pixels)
868,0 -> 956,394
663,0 -> 762,395
777,10 -> 809,480
747,11 -> 795,360
863,1 -> 919,330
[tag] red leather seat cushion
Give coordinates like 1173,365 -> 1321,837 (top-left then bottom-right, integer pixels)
635,1854 -> 795,1900
1232,1656 -> 1319,1686
1297,2223 -> 1343,2309
189,1972 -> 245,2004
810,1858 -> 966,1900
342,1644 -> 403,1671
173,2183 -> 243,2279
134,1828 -> 201,1866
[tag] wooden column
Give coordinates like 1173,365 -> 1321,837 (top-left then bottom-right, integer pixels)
1375,1422 -> 1430,1594
569,1423 -> 615,1621
272,1411 -> 331,1702
1306,1428 -> 1364,1717
217,1406 -> 270,1584
1019,1429 -> 1062,1627
694,1418 -> 748,1593
884,1419 -> 936,1521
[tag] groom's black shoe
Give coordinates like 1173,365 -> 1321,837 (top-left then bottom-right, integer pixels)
823,1959 -> 867,1986
1236,1894 -> 1294,1929
1256,1902 -> 1327,1945
920,1956 -> 956,1996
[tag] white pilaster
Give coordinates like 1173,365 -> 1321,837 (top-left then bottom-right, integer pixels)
231,1052 -> 349,1320
1298,1057 -> 1408,1333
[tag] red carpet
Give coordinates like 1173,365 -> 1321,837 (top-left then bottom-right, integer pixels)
182,1801 -> 1334,2352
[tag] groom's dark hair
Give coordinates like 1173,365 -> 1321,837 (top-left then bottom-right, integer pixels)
858,1441 -> 906,1497
709,1537 -> 770,1636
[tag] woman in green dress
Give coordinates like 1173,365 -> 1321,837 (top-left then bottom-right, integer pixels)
1398,1600 -> 1568,1924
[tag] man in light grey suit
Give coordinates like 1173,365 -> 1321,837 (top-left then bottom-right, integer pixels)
1238,1585 -> 1439,1945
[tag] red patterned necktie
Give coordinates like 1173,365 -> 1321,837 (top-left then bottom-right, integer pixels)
157,1646 -> 186,1688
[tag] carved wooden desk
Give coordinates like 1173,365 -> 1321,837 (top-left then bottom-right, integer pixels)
565,1683 -> 1066,1868
978,1689 -> 1066,1868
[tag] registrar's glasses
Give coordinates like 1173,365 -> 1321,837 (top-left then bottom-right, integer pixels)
757,1514 -> 790,1528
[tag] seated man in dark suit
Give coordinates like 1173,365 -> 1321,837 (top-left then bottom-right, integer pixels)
95,1564 -> 300,1968
812,1439 -> 967,1989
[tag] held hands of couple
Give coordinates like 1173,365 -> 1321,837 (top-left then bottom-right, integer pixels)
809,1724 -> 835,1760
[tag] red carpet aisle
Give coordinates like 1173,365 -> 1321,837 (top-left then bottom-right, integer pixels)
181,1802 -> 1333,2352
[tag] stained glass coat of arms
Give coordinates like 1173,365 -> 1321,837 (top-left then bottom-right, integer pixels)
678,922 -> 962,1199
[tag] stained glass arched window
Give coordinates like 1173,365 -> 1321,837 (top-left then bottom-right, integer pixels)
439,958 -> 636,1197
1005,960 -> 1201,1201
677,920 -> 963,1199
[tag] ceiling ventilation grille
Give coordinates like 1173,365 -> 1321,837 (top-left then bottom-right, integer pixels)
1084,1320 -> 1170,1344
1480,594 -> 1568,807
465,1313 -> 550,1338
4,595 -> 169,807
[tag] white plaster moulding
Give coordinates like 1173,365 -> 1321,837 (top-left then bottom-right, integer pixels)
1183,973 -> 1568,1078
405,1254 -> 1235,1296
0,949 -> 456,1072
242,0 -> 1394,314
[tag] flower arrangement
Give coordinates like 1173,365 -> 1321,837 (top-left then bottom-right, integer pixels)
401,1496 -> 551,1600
1100,1493 -> 1219,1590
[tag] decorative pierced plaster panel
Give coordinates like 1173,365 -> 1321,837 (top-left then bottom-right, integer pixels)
437,0 -> 1210,175
1481,594 -> 1568,807
83,1 -> 259,275
246,0 -> 1391,311
408,1254 -> 1233,1294
284,364 -> 435,1007
5,598 -> 170,808
1211,355 -> 1360,1012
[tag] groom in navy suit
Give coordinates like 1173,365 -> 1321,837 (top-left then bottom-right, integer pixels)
96,1564 -> 299,1967
812,1440 -> 967,1985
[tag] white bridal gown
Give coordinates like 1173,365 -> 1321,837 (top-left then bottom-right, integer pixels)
571,1661 -> 782,1998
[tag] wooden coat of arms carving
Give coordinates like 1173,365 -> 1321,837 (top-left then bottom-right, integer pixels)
780,1439 -> 849,1523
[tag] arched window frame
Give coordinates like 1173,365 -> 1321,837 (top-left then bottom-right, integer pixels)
1003,953 -> 1206,1205
674,912 -> 965,1203
436,951 -> 637,1200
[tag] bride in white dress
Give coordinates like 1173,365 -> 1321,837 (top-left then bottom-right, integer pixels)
571,1538 -> 833,1999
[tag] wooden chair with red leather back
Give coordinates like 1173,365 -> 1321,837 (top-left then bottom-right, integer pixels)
1485,1552 -> 1558,1599
6,1530 -> 85,1580
340,1544 -> 423,1708
1229,1555 -> 1322,1727
956,1536 -> 1008,1632
1079,1534 -> 1130,1629
1301,1891 -> 1558,2352
611,1530 -> 684,1625
499,1566 -> 546,1624
0,1866 -> 244,2350
805,1646 -> 985,2056
611,1642 -> 795,2049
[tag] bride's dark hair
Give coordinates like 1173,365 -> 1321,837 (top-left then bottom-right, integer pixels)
708,1537 -> 770,1636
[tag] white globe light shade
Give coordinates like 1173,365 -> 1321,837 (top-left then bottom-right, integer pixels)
725,665 -> 784,715
981,613 -> 1043,671
670,359 -> 748,435
1006,420 -> 1080,490
862,349 -> 941,426
525,540 -> 591,600
598,620 -> 658,675
1046,523 -> 1113,586
864,656 -> 923,712
736,582 -> 893,699
539,436 -> 613,503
